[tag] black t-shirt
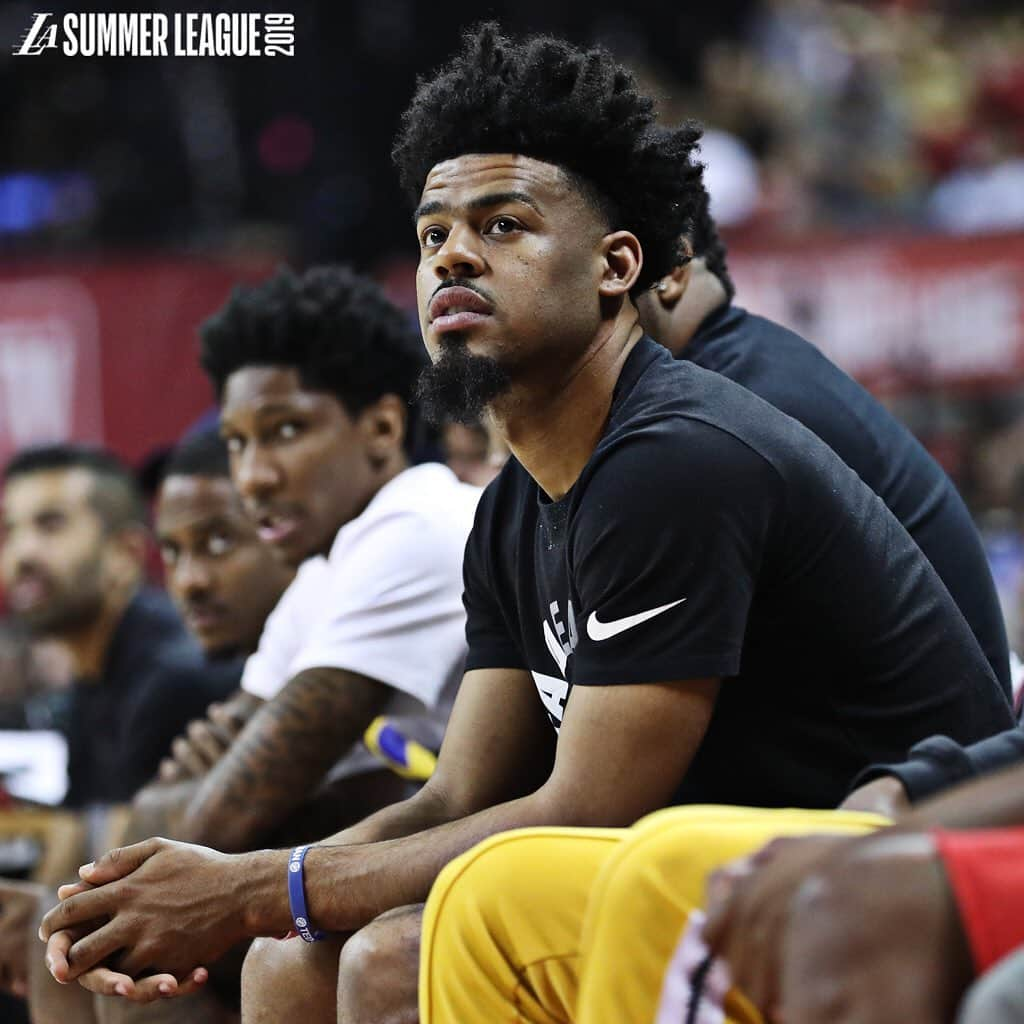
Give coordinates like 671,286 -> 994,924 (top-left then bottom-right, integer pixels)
64,588 -> 241,808
685,304 -> 1011,696
464,337 -> 1014,809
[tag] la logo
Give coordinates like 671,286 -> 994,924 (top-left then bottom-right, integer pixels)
14,13 -> 59,56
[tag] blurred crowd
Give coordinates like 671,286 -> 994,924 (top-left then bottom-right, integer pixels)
2,0 -> 1023,260
683,0 -> 1024,235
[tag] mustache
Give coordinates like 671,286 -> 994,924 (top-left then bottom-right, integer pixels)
11,562 -> 53,586
183,599 -> 227,618
431,278 -> 495,306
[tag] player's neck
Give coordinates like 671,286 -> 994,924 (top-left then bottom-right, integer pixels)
493,314 -> 644,501
666,267 -> 728,356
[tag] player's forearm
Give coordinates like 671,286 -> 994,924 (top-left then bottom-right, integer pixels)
179,728 -> 357,851
315,782 -> 463,846
901,760 -> 1024,832
240,786 -> 573,936
179,668 -> 387,850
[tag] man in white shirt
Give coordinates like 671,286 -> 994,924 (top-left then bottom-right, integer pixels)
172,263 -> 479,854
239,459 -> 475,787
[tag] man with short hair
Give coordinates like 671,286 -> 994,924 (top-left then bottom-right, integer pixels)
1,444 -> 233,807
0,444 -> 235,1018
39,26 -> 1013,1024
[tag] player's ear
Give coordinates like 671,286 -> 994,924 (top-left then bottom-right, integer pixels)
598,231 -> 643,299
105,524 -> 148,586
652,259 -> 693,309
359,395 -> 407,468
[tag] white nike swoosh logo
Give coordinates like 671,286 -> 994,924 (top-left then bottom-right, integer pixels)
586,598 -> 687,642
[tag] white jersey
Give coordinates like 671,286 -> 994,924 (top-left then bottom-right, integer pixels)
242,462 -> 480,775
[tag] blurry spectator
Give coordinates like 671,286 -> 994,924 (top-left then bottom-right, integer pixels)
155,429 -> 293,663
128,430 -> 293,812
0,444 -> 238,1021
4,430 -> 291,1024
684,0 -> 1024,233
440,417 -> 506,487
699,128 -> 761,227
0,622 -> 32,730
0,445 -> 235,808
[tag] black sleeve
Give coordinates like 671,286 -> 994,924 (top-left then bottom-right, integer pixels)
569,422 -> 781,686
118,658 -> 242,795
462,487 -> 528,673
849,727 -> 1024,803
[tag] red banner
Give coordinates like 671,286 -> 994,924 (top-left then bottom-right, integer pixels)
0,257 -> 272,468
731,232 -> 1024,395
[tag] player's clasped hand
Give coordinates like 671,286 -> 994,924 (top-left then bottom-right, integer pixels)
38,837 -> 245,1000
45,923 -> 209,1003
158,700 -> 247,782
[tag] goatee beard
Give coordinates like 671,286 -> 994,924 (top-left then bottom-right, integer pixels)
415,338 -> 512,426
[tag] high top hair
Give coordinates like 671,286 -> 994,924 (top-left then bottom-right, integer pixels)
200,265 -> 426,450
393,23 -> 705,296
2,444 -> 146,534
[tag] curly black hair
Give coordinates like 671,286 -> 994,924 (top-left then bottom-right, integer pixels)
3,444 -> 145,533
393,23 -> 705,295
689,188 -> 735,301
200,266 -> 426,449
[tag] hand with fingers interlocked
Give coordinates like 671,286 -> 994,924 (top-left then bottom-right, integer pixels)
39,837 -> 253,1002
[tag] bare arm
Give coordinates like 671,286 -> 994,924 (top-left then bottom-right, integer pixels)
898,759 -> 1024,831
279,675 -> 715,932
42,673 -> 718,981
177,667 -> 389,851
291,677 -> 716,931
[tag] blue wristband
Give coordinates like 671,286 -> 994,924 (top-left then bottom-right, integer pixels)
288,845 -> 325,943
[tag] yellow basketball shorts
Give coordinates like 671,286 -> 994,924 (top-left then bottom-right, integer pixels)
421,805 -> 887,1024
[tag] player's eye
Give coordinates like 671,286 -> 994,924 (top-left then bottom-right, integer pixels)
207,533 -> 233,557
159,544 -> 178,567
275,421 -> 301,441
485,216 -> 522,236
421,226 -> 447,248
223,434 -> 245,455
36,511 -> 67,534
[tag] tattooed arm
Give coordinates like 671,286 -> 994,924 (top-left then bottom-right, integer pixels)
175,667 -> 388,851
